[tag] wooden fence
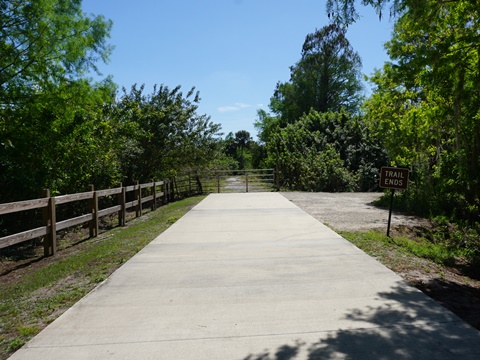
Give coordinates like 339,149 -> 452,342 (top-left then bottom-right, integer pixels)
0,169 -> 278,257
0,179 -> 176,257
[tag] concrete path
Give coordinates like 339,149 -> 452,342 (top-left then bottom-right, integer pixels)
9,193 -> 480,359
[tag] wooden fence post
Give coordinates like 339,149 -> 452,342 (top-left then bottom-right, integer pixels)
118,183 -> 126,226
42,189 -> 57,257
217,172 -> 220,193
174,177 -> 179,199
135,180 -> 142,217
188,173 -> 192,196
151,179 -> 156,211
88,185 -> 99,238
246,171 -> 249,193
195,174 -> 203,194
275,166 -> 280,191
163,179 -> 168,205
169,177 -> 175,202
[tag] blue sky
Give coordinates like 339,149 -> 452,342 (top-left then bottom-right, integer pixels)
82,0 -> 393,139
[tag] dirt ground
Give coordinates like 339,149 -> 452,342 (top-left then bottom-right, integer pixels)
282,192 -> 480,331
281,192 -> 421,231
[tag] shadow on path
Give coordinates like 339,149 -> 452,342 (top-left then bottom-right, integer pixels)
242,284 -> 480,360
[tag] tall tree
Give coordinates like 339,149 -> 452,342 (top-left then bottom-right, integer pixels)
270,24 -> 363,124
234,130 -> 252,169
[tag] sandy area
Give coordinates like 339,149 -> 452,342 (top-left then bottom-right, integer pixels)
281,192 -> 424,232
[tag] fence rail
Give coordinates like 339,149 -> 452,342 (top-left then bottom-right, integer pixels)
0,179 -> 175,256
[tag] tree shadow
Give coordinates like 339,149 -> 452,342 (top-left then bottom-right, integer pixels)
412,278 -> 480,331
243,342 -> 304,360
242,284 -> 480,359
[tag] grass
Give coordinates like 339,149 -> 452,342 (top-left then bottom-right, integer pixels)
0,195 -> 205,360
339,229 -> 472,268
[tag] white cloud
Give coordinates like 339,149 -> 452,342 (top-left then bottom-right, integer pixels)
218,106 -> 238,112
217,102 -> 251,112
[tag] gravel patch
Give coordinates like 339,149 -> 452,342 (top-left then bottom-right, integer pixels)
281,192 -> 424,231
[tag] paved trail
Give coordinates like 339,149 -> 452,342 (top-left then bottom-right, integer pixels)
9,193 -> 480,359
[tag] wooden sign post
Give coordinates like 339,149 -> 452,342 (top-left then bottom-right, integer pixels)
379,167 -> 410,237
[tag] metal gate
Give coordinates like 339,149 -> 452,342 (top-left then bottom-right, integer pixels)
175,169 -> 278,195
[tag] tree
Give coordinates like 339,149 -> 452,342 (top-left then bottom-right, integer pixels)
265,111 -> 387,191
254,109 -> 280,145
0,0 -> 112,102
364,0 -> 480,220
110,84 -> 222,183
234,130 -> 252,169
325,0 -> 431,24
270,24 -> 363,124
220,130 -> 254,170
0,0 -> 115,202
0,79 -> 121,201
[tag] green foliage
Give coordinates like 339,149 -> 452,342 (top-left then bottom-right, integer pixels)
249,141 -> 267,169
0,0 -> 224,223
0,0 -> 113,100
271,24 -> 363,124
343,226 -> 477,267
220,130 -> 254,170
0,0 -> 115,201
0,78 -> 119,202
110,84 -> 222,183
264,111 -> 387,191
364,0 -> 480,224
4,337 -> 25,353
325,0 -> 435,25
254,24 -> 383,191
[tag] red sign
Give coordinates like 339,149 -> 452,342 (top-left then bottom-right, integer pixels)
379,167 -> 409,190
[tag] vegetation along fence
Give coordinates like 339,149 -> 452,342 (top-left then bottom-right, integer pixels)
0,180 -> 176,257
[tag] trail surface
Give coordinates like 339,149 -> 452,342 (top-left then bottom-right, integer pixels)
9,193 -> 480,360
282,192 -> 423,231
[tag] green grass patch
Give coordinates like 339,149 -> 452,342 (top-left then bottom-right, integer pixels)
0,196 -> 205,360
340,229 -> 470,267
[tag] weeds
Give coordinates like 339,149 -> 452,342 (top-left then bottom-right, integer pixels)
340,229 -> 475,268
